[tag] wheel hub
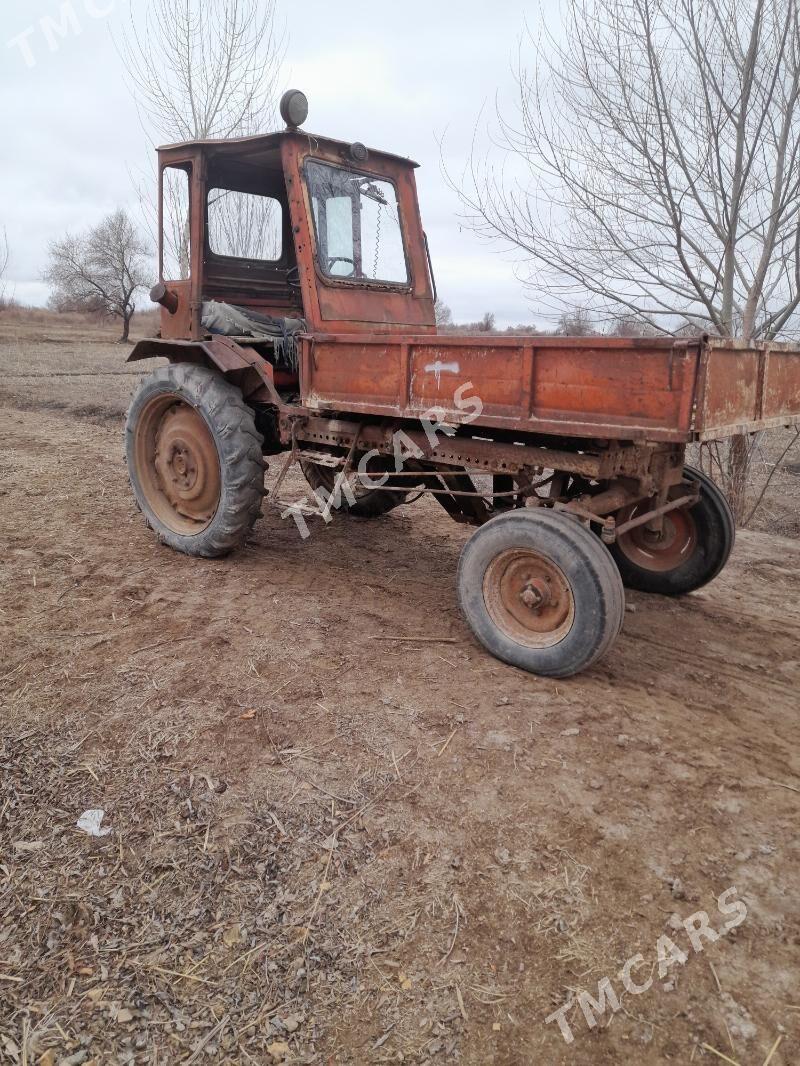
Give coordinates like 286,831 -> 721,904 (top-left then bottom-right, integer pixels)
169,445 -> 194,484
133,397 -> 221,534
616,503 -> 697,573
641,521 -> 676,547
483,548 -> 574,648
519,577 -> 552,610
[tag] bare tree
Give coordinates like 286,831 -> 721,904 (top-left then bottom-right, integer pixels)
455,0 -> 800,518
557,306 -> 596,336
503,323 -> 542,335
119,0 -> 284,275
44,210 -> 151,343
435,299 -> 454,328
0,229 -> 9,311
207,187 -> 282,261
609,313 -> 661,338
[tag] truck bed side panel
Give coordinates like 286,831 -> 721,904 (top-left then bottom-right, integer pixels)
301,334 -> 700,442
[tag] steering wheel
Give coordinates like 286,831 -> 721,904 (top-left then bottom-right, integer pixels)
327,255 -> 356,276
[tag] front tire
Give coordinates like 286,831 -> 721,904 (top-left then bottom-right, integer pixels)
457,510 -> 625,678
609,465 -> 734,595
125,363 -> 265,558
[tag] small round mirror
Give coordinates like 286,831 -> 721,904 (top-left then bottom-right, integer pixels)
280,89 -> 309,129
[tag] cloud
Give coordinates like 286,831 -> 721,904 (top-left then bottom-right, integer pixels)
1,0 -> 552,326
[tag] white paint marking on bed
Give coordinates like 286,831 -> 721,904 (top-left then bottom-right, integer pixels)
425,361 -> 461,387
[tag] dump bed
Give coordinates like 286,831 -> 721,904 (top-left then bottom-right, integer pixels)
299,333 -> 800,443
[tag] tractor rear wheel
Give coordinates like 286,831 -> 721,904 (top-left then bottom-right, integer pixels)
125,363 -> 265,557
609,465 -> 734,595
457,509 -> 625,678
299,451 -> 411,518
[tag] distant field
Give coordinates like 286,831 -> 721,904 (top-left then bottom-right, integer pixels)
0,309 -> 161,423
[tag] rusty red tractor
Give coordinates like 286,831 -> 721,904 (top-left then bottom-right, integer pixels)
125,91 -> 800,678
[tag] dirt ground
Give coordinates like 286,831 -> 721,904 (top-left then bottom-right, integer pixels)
1,314 -> 799,1065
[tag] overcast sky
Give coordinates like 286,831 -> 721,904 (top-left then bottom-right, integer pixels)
0,0 -> 558,327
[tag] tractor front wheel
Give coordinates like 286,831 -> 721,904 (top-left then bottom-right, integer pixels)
125,363 -> 265,557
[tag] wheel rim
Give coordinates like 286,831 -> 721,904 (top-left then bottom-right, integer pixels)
615,502 -> 697,573
133,394 -> 221,535
482,548 -> 575,649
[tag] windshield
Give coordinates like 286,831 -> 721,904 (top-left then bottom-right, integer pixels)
305,160 -> 409,285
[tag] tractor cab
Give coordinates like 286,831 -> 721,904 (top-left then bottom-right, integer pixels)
148,90 -> 437,384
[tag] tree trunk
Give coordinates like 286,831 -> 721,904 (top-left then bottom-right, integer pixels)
119,313 -> 132,343
727,432 -> 750,523
727,306 -> 756,525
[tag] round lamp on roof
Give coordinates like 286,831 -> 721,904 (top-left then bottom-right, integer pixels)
280,90 -> 309,129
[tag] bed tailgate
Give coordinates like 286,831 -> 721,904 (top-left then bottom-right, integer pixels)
694,338 -> 800,440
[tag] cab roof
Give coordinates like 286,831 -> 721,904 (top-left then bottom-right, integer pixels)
157,129 -> 419,169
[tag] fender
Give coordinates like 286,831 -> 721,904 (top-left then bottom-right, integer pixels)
128,336 -> 284,406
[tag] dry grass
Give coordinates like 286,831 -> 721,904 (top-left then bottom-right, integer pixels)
692,432 -> 800,537
0,709 -> 475,1064
0,305 -> 159,334
0,310 -> 161,424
